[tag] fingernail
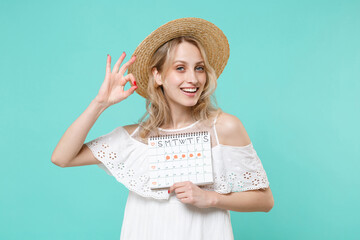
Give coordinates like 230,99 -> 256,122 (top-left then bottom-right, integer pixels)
134,81 -> 137,86
107,54 -> 109,56
168,190 -> 170,194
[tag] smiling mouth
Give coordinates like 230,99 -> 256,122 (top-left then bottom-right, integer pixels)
180,88 -> 199,93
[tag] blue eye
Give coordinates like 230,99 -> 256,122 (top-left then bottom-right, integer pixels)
196,66 -> 204,71
176,66 -> 185,71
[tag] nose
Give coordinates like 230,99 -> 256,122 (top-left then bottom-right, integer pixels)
185,69 -> 199,85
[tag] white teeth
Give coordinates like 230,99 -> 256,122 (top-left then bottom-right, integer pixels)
182,88 -> 197,93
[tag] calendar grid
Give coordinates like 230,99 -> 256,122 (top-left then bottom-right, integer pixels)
148,131 -> 214,189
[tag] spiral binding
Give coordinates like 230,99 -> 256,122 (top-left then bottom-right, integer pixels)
149,131 -> 209,140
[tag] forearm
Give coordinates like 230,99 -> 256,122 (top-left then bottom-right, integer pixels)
206,188 -> 274,212
51,99 -> 107,166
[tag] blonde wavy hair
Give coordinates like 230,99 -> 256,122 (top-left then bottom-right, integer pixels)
138,36 -> 222,138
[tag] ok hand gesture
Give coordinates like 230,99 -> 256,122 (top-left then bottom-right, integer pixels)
95,52 -> 137,108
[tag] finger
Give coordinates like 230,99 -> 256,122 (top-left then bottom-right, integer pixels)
112,52 -> 126,74
119,55 -> 136,75
121,74 -> 138,95
168,183 -> 175,193
123,85 -> 138,97
126,73 -> 137,86
169,182 -> 184,194
174,186 -> 186,194
106,54 -> 111,73
170,182 -> 184,191
176,192 -> 188,199
121,73 -> 135,87
180,197 -> 190,204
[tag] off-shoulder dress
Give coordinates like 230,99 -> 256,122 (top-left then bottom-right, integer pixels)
85,114 -> 270,240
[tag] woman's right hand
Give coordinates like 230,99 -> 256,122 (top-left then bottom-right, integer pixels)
94,52 -> 137,108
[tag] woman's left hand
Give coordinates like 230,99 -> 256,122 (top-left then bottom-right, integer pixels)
168,181 -> 213,208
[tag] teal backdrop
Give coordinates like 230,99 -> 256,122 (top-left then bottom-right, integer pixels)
1,0 -> 359,239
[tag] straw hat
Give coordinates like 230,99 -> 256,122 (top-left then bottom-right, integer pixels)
128,17 -> 230,99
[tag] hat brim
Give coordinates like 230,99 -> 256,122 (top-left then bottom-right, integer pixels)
128,17 -> 230,99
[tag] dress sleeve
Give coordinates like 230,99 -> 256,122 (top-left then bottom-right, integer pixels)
84,126 -> 126,176
201,143 -> 270,194
84,126 -> 172,200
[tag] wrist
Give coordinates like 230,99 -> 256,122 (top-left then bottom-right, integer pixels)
90,99 -> 108,115
206,190 -> 220,208
93,95 -> 112,108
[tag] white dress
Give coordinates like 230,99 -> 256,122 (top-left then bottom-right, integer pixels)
85,114 -> 270,240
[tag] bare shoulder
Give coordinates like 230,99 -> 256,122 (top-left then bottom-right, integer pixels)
123,123 -> 139,135
215,112 -> 251,147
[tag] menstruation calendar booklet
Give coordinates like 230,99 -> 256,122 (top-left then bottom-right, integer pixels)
148,131 -> 214,190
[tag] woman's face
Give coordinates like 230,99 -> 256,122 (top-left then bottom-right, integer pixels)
155,41 -> 207,110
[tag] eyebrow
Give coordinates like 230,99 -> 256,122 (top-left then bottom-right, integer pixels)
173,60 -> 205,65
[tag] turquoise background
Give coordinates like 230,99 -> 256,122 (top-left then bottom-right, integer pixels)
1,0 -> 359,239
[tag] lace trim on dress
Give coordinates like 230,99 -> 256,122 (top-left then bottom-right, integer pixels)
85,119 -> 270,200
201,143 -> 269,193
85,127 -> 170,200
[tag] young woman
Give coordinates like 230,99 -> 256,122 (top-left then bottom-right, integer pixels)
52,17 -> 274,240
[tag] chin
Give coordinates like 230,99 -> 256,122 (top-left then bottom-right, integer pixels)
182,100 -> 199,107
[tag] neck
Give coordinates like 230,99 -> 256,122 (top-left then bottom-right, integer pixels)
162,105 -> 196,130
